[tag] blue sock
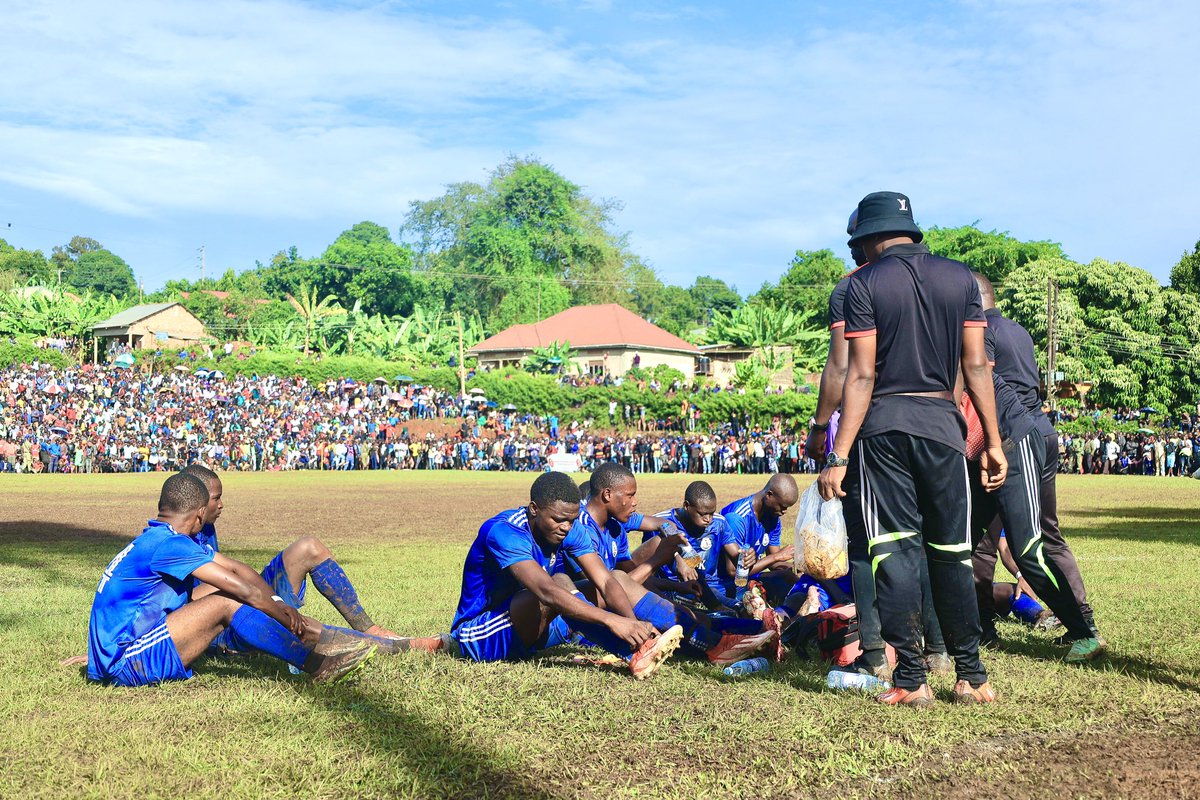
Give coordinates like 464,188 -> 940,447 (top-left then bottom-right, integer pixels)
310,559 -> 374,630
634,592 -> 722,652
225,606 -> 311,669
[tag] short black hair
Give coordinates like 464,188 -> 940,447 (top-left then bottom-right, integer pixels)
531,471 -> 582,508
159,473 -> 210,515
181,462 -> 219,488
578,478 -> 592,501
684,481 -> 716,506
591,462 -> 634,495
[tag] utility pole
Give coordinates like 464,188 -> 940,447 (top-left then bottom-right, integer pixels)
138,277 -> 144,304
1046,276 -> 1058,410
198,245 -> 206,282
457,312 -> 466,399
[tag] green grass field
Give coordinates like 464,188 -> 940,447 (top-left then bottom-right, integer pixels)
1,472 -> 1198,799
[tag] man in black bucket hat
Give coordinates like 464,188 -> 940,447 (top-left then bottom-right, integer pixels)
818,191 -> 1009,707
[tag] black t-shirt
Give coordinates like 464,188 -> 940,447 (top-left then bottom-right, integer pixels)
984,308 -> 1055,437
828,275 -> 852,330
843,243 -> 986,453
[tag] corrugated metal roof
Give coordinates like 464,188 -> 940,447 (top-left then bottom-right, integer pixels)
92,303 -> 179,331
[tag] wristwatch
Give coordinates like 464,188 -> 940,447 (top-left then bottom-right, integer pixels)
825,452 -> 849,468
810,420 -> 830,432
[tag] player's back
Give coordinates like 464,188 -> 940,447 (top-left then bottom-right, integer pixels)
453,508 -> 548,630
87,522 -> 206,681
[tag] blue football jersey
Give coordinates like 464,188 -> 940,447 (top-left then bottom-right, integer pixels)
452,507 -> 595,630
721,495 -> 781,557
88,521 -> 215,681
650,508 -> 734,593
559,503 -> 631,576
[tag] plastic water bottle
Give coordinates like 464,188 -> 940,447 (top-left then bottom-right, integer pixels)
734,546 -> 752,587
723,656 -> 770,677
826,669 -> 890,692
679,542 -> 704,570
288,663 -> 303,675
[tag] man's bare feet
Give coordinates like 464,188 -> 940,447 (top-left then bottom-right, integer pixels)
364,624 -> 401,639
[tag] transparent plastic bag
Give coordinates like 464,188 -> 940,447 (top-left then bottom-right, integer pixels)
793,482 -> 849,580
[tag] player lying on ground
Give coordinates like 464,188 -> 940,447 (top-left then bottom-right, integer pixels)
86,474 -> 431,687
559,465 -> 779,665
441,471 -> 684,680
181,464 -> 399,642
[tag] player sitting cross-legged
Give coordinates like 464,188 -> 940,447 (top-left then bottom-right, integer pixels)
441,471 -> 684,679
181,464 -> 398,644
86,474 -> 430,687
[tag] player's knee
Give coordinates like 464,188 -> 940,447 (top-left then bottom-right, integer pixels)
291,535 -> 332,565
551,572 -> 575,592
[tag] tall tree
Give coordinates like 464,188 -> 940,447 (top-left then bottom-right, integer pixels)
1169,239 -> 1200,296
0,239 -> 52,285
924,225 -> 1066,283
751,248 -> 848,322
68,249 -> 136,297
689,276 -> 742,323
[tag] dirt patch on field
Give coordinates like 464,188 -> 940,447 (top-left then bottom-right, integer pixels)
885,712 -> 1200,800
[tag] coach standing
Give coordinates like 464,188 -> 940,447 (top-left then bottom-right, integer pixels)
818,191 -> 1007,707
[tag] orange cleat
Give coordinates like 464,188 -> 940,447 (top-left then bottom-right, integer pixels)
877,683 -> 934,708
951,679 -> 999,704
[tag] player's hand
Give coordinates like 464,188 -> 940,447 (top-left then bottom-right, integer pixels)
804,428 -> 826,462
1014,576 -> 1037,602
274,602 -> 306,638
818,465 -> 847,500
775,544 -> 795,561
680,579 -> 703,597
611,617 -> 657,649
980,447 -> 1008,492
676,561 -> 699,583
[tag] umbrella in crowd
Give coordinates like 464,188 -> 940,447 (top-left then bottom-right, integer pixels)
114,353 -> 136,368
1138,427 -> 1156,434
195,368 -> 210,378
502,404 -> 518,412
173,365 -> 189,372
209,370 -> 225,380
396,399 -> 414,409
1140,407 -> 1159,414
372,377 -> 389,384
395,375 -> 415,383
469,387 -> 487,395
43,383 -> 64,395
485,401 -> 498,408
388,392 -> 404,401
50,426 -> 69,435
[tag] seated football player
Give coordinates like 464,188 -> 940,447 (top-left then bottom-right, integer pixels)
86,474 -> 424,687
719,474 -> 800,604
642,480 -> 739,610
442,471 -> 684,680
559,464 -> 778,665
181,464 -> 398,645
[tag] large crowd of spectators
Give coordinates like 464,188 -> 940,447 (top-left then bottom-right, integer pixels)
3,361 -> 1197,478
0,362 -> 819,475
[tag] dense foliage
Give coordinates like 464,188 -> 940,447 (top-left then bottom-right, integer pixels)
2,161 -> 1198,413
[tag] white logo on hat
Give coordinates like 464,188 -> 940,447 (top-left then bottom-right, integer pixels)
898,198 -> 908,211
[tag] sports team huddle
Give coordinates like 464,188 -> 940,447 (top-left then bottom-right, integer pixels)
82,191 -> 1106,707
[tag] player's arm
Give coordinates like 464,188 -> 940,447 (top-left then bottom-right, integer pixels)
506,560 -> 655,648
807,326 -> 849,461
574,551 -> 639,619
755,543 -> 794,571
962,326 -> 1007,491
191,554 -> 306,638
996,534 -> 1036,600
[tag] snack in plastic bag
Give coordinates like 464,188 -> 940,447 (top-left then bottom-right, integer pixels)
793,482 -> 849,579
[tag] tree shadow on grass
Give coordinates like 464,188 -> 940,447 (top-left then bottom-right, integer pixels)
7,521 -> 563,800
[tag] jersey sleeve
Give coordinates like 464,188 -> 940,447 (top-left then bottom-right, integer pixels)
964,278 -> 987,327
828,278 -> 849,330
768,520 -> 782,548
562,522 -> 597,561
149,535 -> 216,582
624,512 -> 645,532
984,322 -> 997,365
614,529 -> 632,562
843,272 -> 876,338
723,512 -> 749,549
486,522 -> 536,570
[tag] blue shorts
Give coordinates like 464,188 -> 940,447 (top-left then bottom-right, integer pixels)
210,551 -> 305,653
110,619 -> 191,687
451,597 -> 574,663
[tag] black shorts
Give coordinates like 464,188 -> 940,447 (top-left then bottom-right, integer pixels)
843,432 -> 972,559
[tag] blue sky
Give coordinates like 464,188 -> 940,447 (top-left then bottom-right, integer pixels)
1,0 -> 1196,293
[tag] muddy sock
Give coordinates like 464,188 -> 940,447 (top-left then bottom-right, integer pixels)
310,558 -> 374,631
226,606 -> 310,669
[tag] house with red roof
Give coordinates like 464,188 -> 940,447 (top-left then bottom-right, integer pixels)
468,304 -> 701,379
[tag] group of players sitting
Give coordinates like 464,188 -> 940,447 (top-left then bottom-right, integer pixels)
83,462 -> 1056,687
